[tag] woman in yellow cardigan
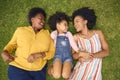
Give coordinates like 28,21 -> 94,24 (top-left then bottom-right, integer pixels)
1,7 -> 55,80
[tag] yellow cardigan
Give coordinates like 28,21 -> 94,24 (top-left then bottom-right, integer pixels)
4,26 -> 55,71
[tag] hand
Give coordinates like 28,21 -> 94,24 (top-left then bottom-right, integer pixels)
27,52 -> 46,63
78,57 -> 85,64
1,50 -> 15,63
27,54 -> 35,63
36,52 -> 46,58
79,51 -> 92,61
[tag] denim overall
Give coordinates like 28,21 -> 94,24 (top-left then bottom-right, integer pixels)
54,35 -> 72,64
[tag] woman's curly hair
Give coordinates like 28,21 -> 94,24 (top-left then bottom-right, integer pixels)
48,12 -> 70,30
72,7 -> 97,29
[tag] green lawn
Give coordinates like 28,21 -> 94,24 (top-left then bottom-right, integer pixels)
0,0 -> 120,80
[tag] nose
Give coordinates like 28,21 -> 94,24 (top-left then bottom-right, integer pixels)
74,23 -> 77,27
40,19 -> 45,24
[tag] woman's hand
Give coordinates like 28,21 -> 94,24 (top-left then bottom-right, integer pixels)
79,51 -> 93,62
1,50 -> 15,63
27,52 -> 46,63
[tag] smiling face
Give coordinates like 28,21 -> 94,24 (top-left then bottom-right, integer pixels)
56,20 -> 68,33
74,16 -> 87,32
31,13 -> 45,31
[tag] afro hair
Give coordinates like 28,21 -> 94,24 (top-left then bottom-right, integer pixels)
72,7 -> 97,29
28,7 -> 46,25
48,12 -> 70,30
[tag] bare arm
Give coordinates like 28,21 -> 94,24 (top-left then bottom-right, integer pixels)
92,30 -> 109,58
72,34 -> 80,60
1,29 -> 18,63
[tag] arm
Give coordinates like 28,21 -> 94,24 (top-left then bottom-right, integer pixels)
67,32 -> 79,53
50,30 -> 57,40
72,34 -> 92,61
28,31 -> 55,62
72,34 -> 80,60
92,30 -> 109,58
43,31 -> 55,60
1,50 -> 15,63
1,28 -> 18,63
27,52 -> 46,63
43,38 -> 55,60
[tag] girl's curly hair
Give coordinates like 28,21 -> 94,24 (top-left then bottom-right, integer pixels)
48,12 -> 70,30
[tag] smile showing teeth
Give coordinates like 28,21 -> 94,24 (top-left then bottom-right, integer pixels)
39,22 -> 44,26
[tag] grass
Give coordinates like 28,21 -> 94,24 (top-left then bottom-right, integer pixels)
0,0 -> 120,80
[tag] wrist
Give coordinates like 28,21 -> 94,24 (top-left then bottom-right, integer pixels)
76,50 -> 80,53
3,50 -> 9,53
78,51 -> 83,57
2,50 -> 9,56
90,53 -> 95,58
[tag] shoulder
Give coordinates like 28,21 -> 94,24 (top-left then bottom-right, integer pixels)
16,27 -> 24,30
67,31 -> 72,34
51,30 -> 57,36
73,33 -> 79,42
43,29 -> 50,33
74,33 -> 79,38
93,30 -> 104,36
51,30 -> 57,39
16,26 -> 31,31
67,31 -> 73,36
93,30 -> 105,40
14,27 -> 26,33
51,30 -> 57,35
42,29 -> 51,35
93,30 -> 102,33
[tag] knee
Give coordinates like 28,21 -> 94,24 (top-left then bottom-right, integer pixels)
62,72 -> 70,79
52,73 -> 61,79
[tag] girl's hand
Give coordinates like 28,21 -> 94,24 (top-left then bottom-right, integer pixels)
78,57 -> 85,64
1,50 -> 15,63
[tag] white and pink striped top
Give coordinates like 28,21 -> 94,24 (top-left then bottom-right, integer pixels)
69,33 -> 102,80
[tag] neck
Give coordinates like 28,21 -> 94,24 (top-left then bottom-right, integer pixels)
80,27 -> 90,36
32,26 -> 42,34
57,30 -> 64,34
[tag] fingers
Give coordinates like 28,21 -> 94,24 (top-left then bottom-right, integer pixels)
1,52 -> 15,63
41,52 -> 46,57
10,54 -> 17,58
27,55 -> 35,63
78,58 -> 85,65
6,58 -> 14,63
78,52 -> 94,63
27,52 -> 46,63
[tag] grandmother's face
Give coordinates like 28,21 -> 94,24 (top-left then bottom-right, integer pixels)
31,13 -> 45,30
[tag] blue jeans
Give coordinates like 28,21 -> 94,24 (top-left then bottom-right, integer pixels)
8,65 -> 47,80
54,36 -> 72,64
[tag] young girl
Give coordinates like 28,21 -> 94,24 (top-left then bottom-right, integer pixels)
48,12 -> 80,79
